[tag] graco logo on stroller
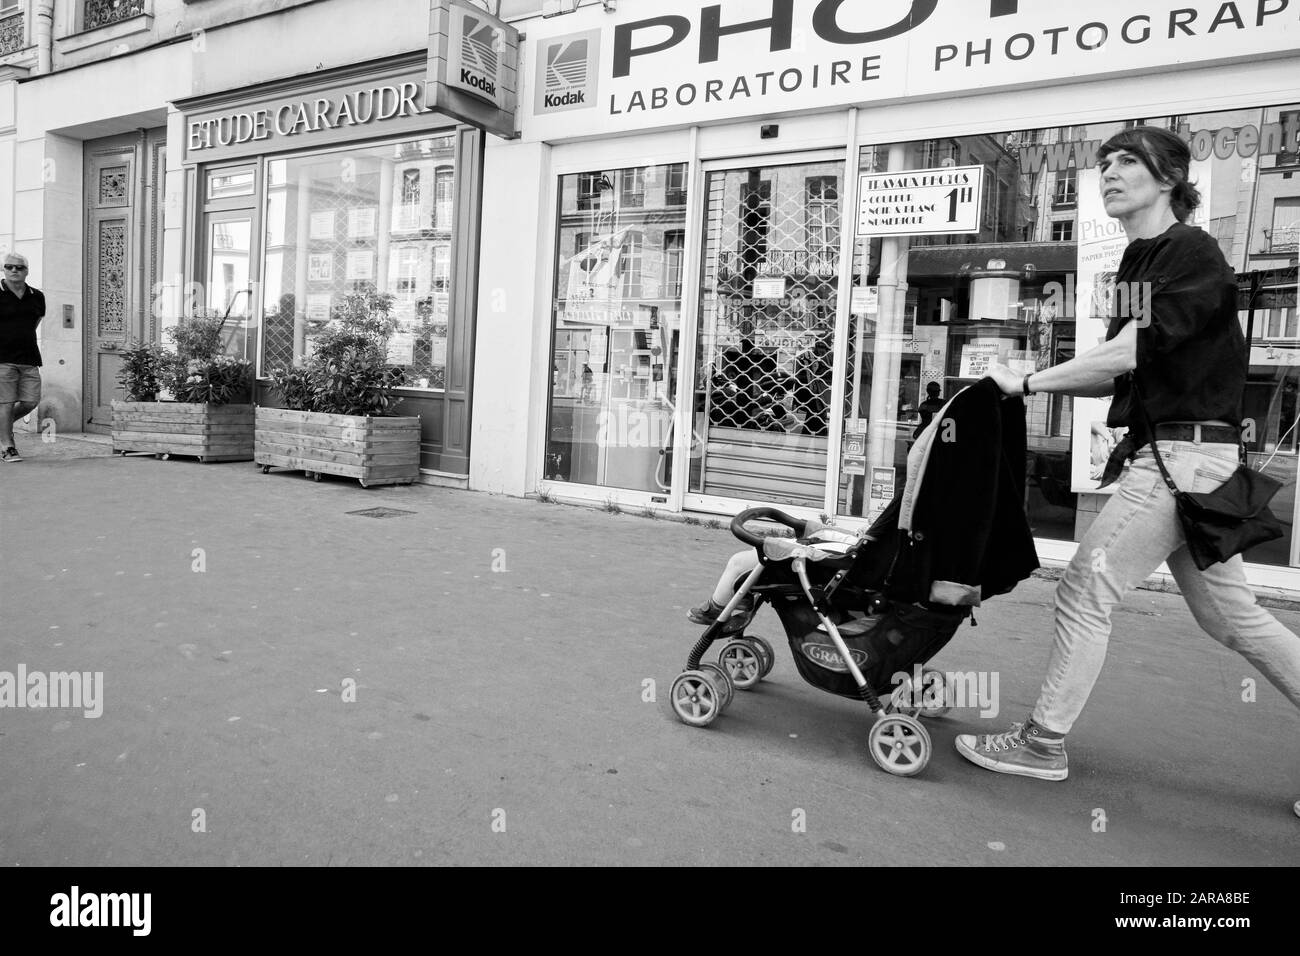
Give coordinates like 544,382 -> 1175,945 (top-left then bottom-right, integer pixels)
800,642 -> 869,674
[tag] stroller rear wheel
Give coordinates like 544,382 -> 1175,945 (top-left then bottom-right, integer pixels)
867,714 -> 932,777
670,670 -> 725,727
718,640 -> 763,690
747,636 -> 776,678
918,669 -> 954,719
887,669 -> 953,720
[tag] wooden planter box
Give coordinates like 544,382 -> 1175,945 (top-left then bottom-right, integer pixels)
254,406 -> 421,488
111,401 -> 255,462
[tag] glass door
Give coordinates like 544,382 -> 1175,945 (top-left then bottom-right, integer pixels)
543,163 -> 690,494
690,159 -> 844,508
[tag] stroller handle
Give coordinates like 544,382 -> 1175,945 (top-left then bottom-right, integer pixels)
730,507 -> 813,548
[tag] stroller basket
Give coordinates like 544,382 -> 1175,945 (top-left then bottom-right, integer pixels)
777,598 -> 965,700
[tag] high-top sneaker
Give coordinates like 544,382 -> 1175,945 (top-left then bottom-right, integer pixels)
955,720 -> 1068,781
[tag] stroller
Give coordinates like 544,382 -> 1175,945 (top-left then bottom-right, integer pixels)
670,379 -> 1037,777
669,500 -> 968,777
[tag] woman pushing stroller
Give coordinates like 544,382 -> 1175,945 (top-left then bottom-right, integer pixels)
968,126 -> 1300,791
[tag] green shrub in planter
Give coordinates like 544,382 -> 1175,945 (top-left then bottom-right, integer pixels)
112,313 -> 255,462
117,341 -> 171,402
268,291 -> 404,417
259,291 -> 420,486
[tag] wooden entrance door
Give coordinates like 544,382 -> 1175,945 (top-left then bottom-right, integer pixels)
83,131 -> 165,431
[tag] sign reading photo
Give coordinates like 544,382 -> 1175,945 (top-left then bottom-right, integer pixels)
523,0 -> 1300,141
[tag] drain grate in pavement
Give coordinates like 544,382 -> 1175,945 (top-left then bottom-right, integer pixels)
347,507 -> 417,519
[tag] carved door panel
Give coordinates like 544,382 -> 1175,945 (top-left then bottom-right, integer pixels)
83,131 -> 165,431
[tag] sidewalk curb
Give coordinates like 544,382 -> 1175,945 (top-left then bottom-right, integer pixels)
531,491 -> 1300,611
1031,566 -> 1300,611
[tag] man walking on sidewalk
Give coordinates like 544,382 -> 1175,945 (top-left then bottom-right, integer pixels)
0,253 -> 45,463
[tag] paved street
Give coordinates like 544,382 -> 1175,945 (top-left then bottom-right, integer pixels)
1,439 -> 1297,867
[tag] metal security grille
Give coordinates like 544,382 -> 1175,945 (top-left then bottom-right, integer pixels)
692,162 -> 843,507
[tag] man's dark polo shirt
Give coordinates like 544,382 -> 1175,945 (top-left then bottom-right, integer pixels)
0,281 -> 46,367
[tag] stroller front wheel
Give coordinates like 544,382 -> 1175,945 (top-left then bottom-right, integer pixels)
867,714 -> 932,777
698,662 -> 735,710
670,670 -> 725,727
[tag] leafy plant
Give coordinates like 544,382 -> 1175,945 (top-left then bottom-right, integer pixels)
129,312 -> 255,406
166,313 -> 225,366
117,340 -> 170,402
269,292 -> 405,417
172,355 -> 252,405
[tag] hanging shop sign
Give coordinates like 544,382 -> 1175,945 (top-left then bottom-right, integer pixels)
857,164 -> 983,237
522,1 -> 1300,141
181,66 -> 443,164
426,0 -> 521,139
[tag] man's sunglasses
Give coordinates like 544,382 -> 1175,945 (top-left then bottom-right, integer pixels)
3,265 -> 27,271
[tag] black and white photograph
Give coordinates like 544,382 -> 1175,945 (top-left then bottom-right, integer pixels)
0,0 -> 1297,935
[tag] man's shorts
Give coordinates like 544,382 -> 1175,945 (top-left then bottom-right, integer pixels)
0,364 -> 41,404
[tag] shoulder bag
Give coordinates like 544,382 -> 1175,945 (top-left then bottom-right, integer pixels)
1133,377 -> 1286,570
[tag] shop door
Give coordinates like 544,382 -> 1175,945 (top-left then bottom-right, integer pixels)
83,131 -> 165,431
691,159 -> 843,508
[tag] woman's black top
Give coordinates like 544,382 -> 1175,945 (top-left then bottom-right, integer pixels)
1104,221 -> 1246,446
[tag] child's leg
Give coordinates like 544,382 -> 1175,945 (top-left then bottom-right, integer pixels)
711,550 -> 760,606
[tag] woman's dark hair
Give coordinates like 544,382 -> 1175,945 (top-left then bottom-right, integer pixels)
1097,126 -> 1202,222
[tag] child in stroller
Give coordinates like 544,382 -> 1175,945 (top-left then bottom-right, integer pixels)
671,503 -> 969,777
685,523 -> 865,632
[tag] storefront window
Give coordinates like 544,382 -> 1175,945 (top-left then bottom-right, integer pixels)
840,105 -> 1300,566
260,134 -> 457,389
544,163 -> 688,493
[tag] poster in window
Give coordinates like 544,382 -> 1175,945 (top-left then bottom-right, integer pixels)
565,228 -> 628,315
306,293 -> 332,322
309,210 -> 335,240
386,332 -> 415,366
588,330 -> 608,366
958,344 -> 1001,378
307,254 -> 333,281
348,207 -> 377,240
346,251 -> 375,282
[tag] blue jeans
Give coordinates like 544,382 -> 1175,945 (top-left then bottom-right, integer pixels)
1033,440 -> 1300,734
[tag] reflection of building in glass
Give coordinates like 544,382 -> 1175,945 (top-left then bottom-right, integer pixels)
260,135 -> 456,388
545,163 -> 689,492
